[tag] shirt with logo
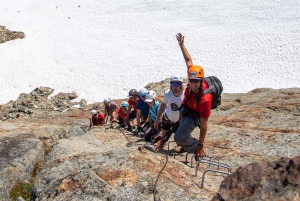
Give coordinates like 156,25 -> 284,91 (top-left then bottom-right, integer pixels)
162,89 -> 185,123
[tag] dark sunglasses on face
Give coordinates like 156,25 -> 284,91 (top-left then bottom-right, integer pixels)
189,79 -> 202,83
171,82 -> 180,87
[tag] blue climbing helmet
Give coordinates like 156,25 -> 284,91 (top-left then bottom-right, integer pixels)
139,88 -> 148,98
121,101 -> 128,108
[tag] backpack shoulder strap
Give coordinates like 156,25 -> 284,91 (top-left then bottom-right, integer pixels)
180,87 -> 192,108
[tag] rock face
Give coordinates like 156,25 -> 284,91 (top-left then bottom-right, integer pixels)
32,127 -> 211,201
0,86 -> 80,121
212,156 -> 300,201
0,80 -> 299,201
0,133 -> 44,201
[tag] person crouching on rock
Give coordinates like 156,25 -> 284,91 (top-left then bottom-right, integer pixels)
124,89 -> 140,132
115,101 -> 130,128
89,110 -> 105,126
174,33 -> 213,158
103,98 -> 118,125
153,75 -> 185,148
136,88 -> 150,132
144,90 -> 161,142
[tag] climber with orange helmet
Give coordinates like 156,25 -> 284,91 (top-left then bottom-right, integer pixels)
174,33 -> 213,159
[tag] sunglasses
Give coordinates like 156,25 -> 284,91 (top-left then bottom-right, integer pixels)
189,79 -> 202,83
171,82 -> 180,87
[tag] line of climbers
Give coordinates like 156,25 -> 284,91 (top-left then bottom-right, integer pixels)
89,33 -> 223,158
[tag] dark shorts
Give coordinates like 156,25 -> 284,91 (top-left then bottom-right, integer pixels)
161,114 -> 174,130
117,116 -> 125,126
145,127 -> 160,142
129,111 -> 136,121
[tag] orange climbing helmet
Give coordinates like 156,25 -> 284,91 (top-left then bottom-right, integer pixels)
188,65 -> 204,79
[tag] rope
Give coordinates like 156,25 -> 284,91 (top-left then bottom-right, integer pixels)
153,154 -> 168,201
120,128 -> 132,147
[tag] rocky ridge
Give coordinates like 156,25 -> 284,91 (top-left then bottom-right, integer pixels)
0,26 -> 25,43
0,78 -> 299,201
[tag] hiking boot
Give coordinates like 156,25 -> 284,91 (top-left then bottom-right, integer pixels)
174,146 -> 184,153
142,126 -> 148,132
127,126 -> 133,132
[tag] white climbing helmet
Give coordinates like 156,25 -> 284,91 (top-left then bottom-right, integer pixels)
170,75 -> 183,83
91,110 -> 97,115
144,90 -> 156,102
139,88 -> 148,98
103,98 -> 111,104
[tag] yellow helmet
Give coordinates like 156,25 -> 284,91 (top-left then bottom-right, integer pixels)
188,65 -> 204,79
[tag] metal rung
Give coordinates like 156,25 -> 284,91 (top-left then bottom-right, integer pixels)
185,154 -> 222,169
185,152 -> 195,167
201,169 -> 231,188
167,140 -> 176,151
194,156 -> 221,169
195,159 -> 231,177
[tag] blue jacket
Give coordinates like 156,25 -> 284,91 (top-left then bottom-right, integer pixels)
149,100 -> 160,121
136,98 -> 150,118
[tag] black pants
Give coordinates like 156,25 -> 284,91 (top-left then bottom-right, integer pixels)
144,127 -> 160,142
129,110 -> 136,121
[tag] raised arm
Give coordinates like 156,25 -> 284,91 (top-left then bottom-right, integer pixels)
176,33 -> 193,68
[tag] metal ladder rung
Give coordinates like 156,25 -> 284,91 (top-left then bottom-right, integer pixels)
195,160 -> 231,177
185,153 -> 220,167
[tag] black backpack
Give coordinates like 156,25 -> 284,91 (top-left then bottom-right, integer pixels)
202,76 -> 223,109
